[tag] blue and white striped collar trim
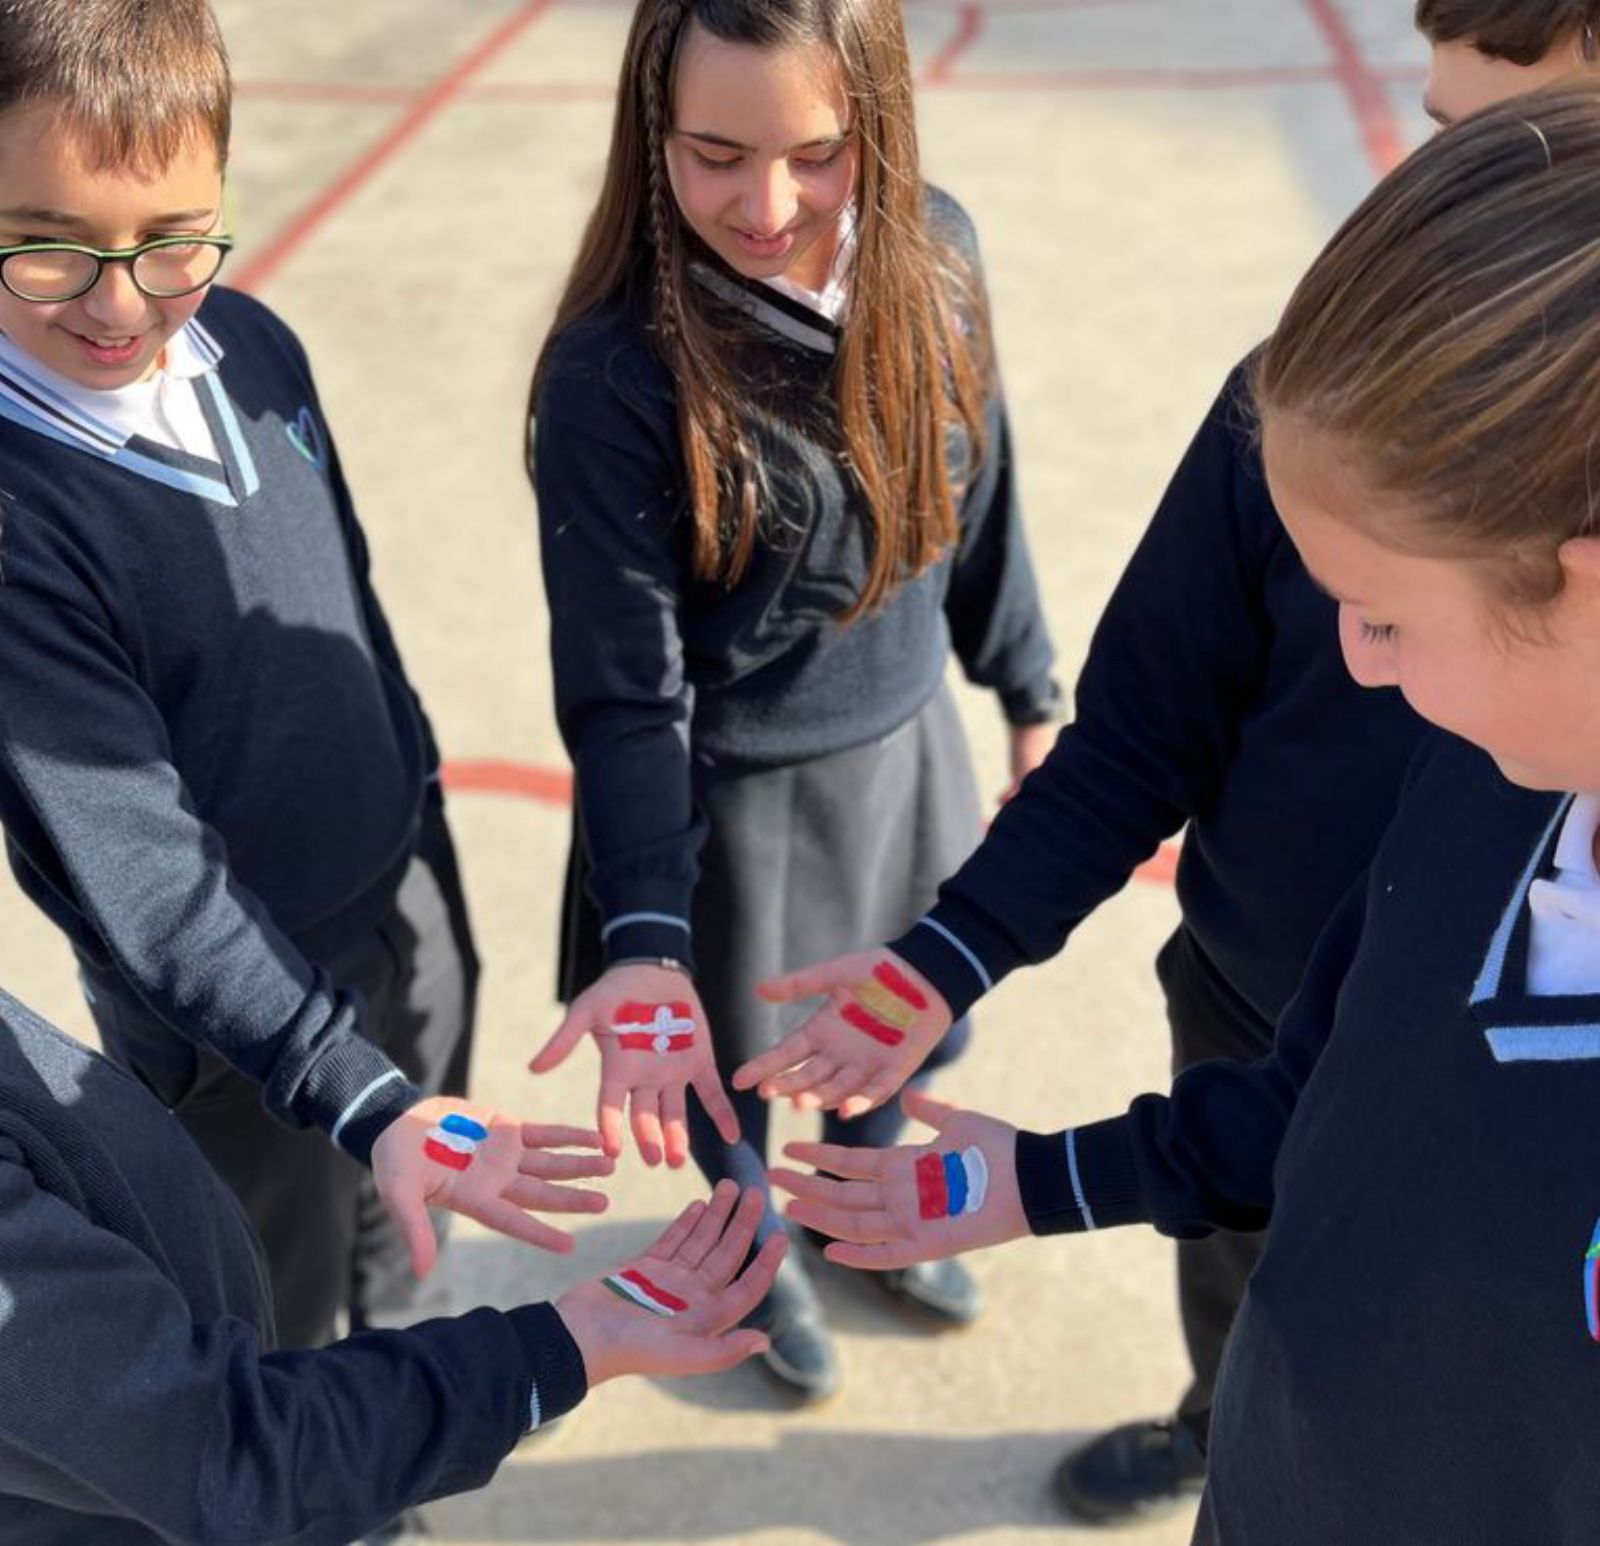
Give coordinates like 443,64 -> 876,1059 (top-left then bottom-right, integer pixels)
0,318 -> 224,456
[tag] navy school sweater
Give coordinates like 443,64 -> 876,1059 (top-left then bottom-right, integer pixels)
0,288 -> 435,1161
0,987 -> 584,1544
531,189 -> 1058,973
1016,732 -> 1600,1543
892,362 -> 1425,1032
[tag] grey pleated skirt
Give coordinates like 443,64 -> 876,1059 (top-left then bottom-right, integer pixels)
560,683 -> 982,1068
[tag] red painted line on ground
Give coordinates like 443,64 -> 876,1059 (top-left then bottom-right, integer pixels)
934,66 -> 1339,92
439,757 -> 1181,887
231,0 -> 557,294
922,4 -> 985,85
1301,0 -> 1406,176
442,759 -> 574,806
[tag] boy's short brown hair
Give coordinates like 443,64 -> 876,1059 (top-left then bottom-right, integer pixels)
0,0 -> 231,170
1414,0 -> 1600,64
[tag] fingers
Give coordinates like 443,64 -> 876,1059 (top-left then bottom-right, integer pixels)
730,1028 -> 813,1093
704,1231 -> 787,1331
520,1149 -> 616,1182
838,1069 -> 906,1121
503,1176 -> 611,1214
823,1239 -> 920,1272
659,1082 -> 689,1169
780,1139 -> 886,1181
381,1178 -> 440,1280
529,1006 -> 593,1075
763,1055 -> 838,1103
597,1077 -> 629,1160
463,1193 -> 576,1255
781,1196 -> 897,1245
767,1167 -> 876,1210
674,1179 -> 742,1270
693,1068 -> 742,1144
899,1088 -> 960,1132
794,1063 -> 868,1113
645,1198 -> 708,1262
754,956 -> 850,1005
693,1185 -> 769,1287
520,1123 -> 607,1151
630,1089 -> 665,1167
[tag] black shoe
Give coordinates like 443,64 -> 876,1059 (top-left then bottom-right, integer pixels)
877,1258 -> 983,1325
1052,1417 -> 1206,1525
744,1254 -> 840,1403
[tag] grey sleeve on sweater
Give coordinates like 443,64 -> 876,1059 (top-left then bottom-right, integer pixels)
0,1157 -> 565,1542
0,555 -> 415,1156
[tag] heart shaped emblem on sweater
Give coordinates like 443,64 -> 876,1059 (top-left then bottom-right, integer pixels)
286,406 -> 328,473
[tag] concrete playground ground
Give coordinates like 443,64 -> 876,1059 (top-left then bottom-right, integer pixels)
0,1 -> 1433,1541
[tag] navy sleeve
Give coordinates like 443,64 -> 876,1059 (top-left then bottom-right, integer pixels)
1014,865 -> 1367,1239
0,500 -> 419,1162
942,389 -> 1058,723
531,329 -> 707,971
0,1147 -> 586,1541
892,362 -> 1277,1016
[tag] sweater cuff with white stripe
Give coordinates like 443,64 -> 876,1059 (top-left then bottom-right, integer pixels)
598,880 -> 698,975
887,899 -> 1033,1021
507,1302 -> 589,1431
299,1032 -> 423,1166
1015,1119 -> 1150,1236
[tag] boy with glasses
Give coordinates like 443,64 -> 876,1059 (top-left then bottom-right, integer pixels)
0,0 -> 565,1353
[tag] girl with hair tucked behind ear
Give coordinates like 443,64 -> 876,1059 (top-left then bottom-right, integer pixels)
525,0 -> 1058,1399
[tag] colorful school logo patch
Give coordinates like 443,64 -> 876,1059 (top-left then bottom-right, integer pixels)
607,1002 -> 696,1054
286,405 -> 328,473
602,1267 -> 689,1318
840,961 -> 928,1047
915,1146 -> 990,1221
1585,1219 -> 1600,1344
423,1112 -> 488,1172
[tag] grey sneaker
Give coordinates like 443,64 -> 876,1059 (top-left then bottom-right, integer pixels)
744,1254 -> 840,1402
878,1258 -> 983,1325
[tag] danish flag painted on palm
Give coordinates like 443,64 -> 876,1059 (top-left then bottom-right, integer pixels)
608,1002 -> 696,1054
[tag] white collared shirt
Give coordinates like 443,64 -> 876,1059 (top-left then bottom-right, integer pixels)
1526,792 -> 1600,996
0,324 -> 219,462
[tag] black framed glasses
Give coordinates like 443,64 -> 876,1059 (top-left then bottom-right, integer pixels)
0,234 -> 234,303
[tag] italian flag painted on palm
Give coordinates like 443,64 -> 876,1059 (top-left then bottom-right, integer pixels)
604,1267 -> 690,1318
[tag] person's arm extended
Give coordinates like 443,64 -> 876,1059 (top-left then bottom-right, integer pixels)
0,521 -> 415,1163
769,871 -> 1366,1265
0,1157 -> 778,1543
0,1145 -> 583,1542
528,337 -> 740,1165
895,362 -> 1276,1019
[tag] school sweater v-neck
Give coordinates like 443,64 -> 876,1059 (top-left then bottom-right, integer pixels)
1017,732 -> 1600,1543
0,287 -> 437,1159
531,187 -> 1057,969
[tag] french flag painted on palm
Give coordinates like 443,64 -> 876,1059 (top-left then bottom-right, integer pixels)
603,1267 -> 690,1318
915,1146 -> 990,1220
424,1113 -> 488,1172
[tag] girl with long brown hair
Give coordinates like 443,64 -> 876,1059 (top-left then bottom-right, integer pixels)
526,0 -> 1058,1396
773,80 -> 1600,1540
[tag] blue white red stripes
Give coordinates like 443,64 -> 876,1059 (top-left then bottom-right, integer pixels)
424,1112 -> 488,1171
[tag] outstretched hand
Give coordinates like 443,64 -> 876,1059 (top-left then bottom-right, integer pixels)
733,950 -> 951,1118
371,1096 -> 614,1277
769,1089 -> 1028,1270
530,963 -> 740,1167
556,1181 -> 786,1385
